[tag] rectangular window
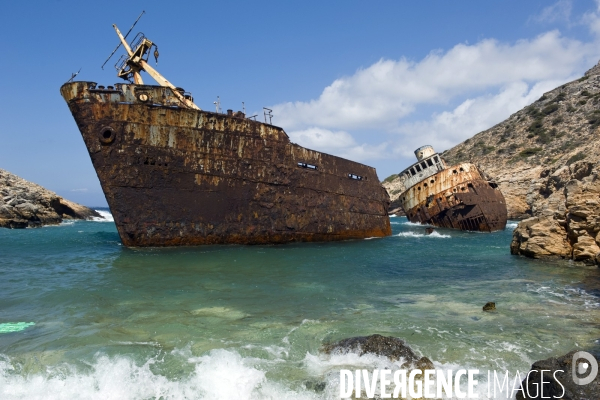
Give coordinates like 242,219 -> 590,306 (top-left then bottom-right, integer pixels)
410,167 -> 416,175
297,162 -> 318,170
427,159 -> 433,167
415,164 -> 422,172
421,161 -> 427,169
433,156 -> 439,163
348,173 -> 363,180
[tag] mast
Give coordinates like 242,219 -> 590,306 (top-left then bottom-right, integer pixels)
112,24 -> 200,110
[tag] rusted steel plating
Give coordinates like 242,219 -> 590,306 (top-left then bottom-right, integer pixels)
61,81 -> 392,246
397,146 -> 507,232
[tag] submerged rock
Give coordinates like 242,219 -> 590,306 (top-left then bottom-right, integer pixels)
0,168 -> 100,228
483,302 -> 496,311
517,350 -> 600,400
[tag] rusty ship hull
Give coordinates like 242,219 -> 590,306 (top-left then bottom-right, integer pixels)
398,162 -> 507,232
61,82 -> 391,247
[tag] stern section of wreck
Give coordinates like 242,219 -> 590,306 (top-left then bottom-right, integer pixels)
60,82 -> 391,246
399,162 -> 507,232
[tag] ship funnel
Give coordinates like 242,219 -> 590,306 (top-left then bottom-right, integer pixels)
414,145 -> 435,161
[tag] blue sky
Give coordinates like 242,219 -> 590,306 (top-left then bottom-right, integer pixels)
1,0 -> 600,206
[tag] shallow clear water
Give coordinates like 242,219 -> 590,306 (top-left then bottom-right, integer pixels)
1,214 -> 599,399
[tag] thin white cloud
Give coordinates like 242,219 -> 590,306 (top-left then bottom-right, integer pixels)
530,0 -> 572,24
583,0 -> 600,36
70,188 -> 88,192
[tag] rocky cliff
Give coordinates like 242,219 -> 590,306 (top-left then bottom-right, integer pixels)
383,61 -> 600,263
0,169 -> 101,228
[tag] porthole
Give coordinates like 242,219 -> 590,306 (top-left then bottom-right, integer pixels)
137,92 -> 150,102
99,126 -> 115,144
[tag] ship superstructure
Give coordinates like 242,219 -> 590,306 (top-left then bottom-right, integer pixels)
397,146 -> 507,232
60,23 -> 391,246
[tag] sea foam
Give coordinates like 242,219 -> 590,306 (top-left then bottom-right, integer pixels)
92,210 -> 114,222
396,231 -> 451,238
0,349 -> 321,400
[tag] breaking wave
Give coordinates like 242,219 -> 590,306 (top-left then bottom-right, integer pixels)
0,346 -> 516,400
0,349 -> 320,400
92,209 -> 114,222
396,231 -> 451,239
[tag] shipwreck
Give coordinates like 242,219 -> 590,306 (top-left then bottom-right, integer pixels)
396,146 -> 507,232
60,22 -> 391,246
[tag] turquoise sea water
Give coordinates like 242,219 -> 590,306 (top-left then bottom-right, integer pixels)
1,212 -> 600,399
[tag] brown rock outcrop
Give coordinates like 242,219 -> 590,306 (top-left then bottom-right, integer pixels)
510,161 -> 600,264
0,168 -> 101,228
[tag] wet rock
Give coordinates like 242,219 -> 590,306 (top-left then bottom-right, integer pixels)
483,302 -> 496,311
517,350 -> 600,400
304,380 -> 326,393
323,335 -> 434,399
425,227 -> 435,235
322,334 -> 433,369
0,168 -> 101,228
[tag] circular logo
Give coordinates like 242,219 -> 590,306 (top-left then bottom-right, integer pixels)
572,351 -> 599,385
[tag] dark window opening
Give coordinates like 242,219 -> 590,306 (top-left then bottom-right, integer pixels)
421,162 -> 427,169
102,130 -> 112,139
424,183 -> 428,187
410,167 -> 416,175
459,167 -> 464,172
298,162 -> 318,170
427,159 -> 433,167
417,186 -> 421,190
489,182 -> 498,189
348,173 -> 363,180
430,179 -> 435,184
452,170 -> 457,174
433,156 -> 439,163
415,164 -> 422,172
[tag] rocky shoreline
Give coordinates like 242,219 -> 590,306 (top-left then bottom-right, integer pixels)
0,168 -> 101,228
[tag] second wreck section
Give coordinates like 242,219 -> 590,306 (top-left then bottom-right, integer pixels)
397,146 -> 507,232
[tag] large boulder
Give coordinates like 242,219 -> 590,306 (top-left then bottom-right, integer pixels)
323,334 -> 434,370
321,334 -> 435,399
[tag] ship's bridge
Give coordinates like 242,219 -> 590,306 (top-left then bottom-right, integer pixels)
398,146 -> 447,190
